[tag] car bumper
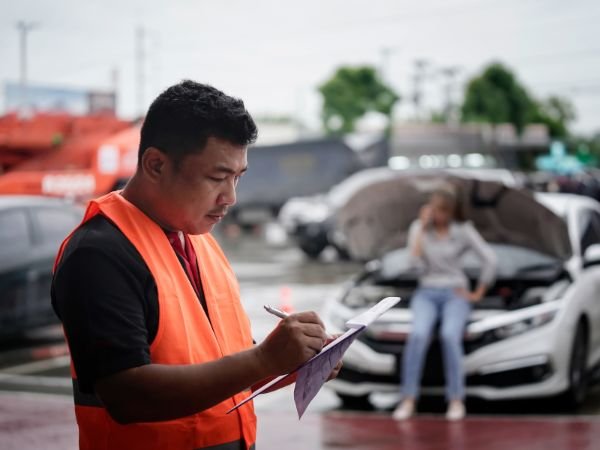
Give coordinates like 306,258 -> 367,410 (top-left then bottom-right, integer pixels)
324,306 -> 572,400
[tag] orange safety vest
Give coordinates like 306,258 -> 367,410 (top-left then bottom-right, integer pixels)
54,191 -> 257,450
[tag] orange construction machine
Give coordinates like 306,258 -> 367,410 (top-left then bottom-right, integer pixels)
0,113 -> 140,199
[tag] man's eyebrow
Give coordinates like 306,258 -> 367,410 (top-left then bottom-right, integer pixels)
213,165 -> 248,175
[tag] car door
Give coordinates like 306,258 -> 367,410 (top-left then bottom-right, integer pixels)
0,208 -> 35,335
576,207 -> 600,365
28,205 -> 82,328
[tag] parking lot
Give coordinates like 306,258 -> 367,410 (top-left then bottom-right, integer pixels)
2,233 -> 600,449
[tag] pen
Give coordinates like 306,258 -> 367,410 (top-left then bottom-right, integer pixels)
264,304 -> 289,319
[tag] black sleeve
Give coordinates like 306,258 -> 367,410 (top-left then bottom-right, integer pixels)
52,246 -> 153,393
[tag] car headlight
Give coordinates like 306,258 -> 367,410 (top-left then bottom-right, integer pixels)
492,309 -> 557,340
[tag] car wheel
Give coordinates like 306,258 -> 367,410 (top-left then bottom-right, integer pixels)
336,393 -> 373,411
561,322 -> 589,409
298,241 -> 327,259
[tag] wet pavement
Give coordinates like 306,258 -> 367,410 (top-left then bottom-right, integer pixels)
2,232 -> 600,449
2,391 -> 600,450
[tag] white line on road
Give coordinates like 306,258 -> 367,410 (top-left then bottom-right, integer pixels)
0,355 -> 71,375
0,372 -> 72,388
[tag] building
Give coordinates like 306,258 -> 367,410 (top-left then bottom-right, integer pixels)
389,123 -> 550,170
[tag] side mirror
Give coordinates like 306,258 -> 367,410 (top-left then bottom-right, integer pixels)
365,259 -> 382,274
351,259 -> 381,285
583,243 -> 600,268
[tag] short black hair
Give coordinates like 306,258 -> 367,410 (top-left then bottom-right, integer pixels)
138,80 -> 258,165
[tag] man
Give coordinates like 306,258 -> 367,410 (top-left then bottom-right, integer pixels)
52,80 -> 335,450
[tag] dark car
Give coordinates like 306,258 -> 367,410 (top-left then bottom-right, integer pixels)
0,196 -> 83,336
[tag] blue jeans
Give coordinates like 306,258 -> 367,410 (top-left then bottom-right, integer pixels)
401,287 -> 471,401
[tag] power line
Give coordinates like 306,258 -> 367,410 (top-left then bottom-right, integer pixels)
535,79 -> 600,89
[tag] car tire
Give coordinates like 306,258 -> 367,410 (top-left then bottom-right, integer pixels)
299,241 -> 327,259
336,393 -> 373,411
561,321 -> 589,409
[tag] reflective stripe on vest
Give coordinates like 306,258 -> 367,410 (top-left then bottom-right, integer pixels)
54,191 -> 257,450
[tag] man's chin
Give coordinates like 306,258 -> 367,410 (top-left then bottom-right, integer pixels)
201,216 -> 225,234
191,224 -> 213,235
187,215 -> 224,235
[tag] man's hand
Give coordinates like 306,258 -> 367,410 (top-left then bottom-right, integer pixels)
256,311 -> 328,376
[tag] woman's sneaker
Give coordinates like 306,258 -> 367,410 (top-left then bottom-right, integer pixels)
446,400 -> 466,421
393,400 -> 415,421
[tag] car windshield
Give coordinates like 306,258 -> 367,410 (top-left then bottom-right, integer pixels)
378,243 -> 562,281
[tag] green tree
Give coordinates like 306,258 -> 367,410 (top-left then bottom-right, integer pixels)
461,63 -> 537,133
319,66 -> 399,135
568,133 -> 600,166
533,96 -> 576,138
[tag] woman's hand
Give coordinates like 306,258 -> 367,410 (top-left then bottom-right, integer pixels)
419,205 -> 432,229
455,287 -> 484,303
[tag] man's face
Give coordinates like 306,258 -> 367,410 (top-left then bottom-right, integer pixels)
157,137 -> 248,234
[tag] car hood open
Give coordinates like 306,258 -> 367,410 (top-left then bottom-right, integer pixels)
335,174 -> 572,261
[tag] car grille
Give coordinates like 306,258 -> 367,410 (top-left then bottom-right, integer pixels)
351,334 -> 553,388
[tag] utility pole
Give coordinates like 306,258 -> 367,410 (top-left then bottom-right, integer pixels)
379,46 -> 401,129
439,66 -> 460,125
379,47 -> 392,83
111,66 -> 119,94
379,46 -> 402,83
16,21 -> 38,114
135,26 -> 145,117
412,59 -> 429,121
110,66 -> 120,115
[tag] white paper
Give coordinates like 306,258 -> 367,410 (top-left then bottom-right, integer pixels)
293,326 -> 363,418
345,296 -> 401,329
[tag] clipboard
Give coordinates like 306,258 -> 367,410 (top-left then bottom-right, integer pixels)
227,296 -> 401,418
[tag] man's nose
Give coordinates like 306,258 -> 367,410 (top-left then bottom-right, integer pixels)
217,179 -> 237,206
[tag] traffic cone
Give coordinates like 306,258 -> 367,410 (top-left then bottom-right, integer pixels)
279,285 -> 295,314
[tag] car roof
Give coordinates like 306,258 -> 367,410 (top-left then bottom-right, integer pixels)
0,195 -> 77,211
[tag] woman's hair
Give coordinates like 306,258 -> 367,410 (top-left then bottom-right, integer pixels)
429,186 -> 464,221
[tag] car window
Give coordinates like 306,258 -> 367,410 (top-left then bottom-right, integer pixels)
0,209 -> 31,256
34,207 -> 80,245
578,210 -> 600,255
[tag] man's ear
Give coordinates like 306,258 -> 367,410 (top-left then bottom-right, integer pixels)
140,147 -> 167,183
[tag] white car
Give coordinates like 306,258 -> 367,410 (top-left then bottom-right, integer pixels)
323,174 -> 600,409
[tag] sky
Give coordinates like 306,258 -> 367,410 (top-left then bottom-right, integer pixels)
1,0 -> 599,134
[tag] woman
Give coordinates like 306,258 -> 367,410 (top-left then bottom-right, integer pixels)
393,188 -> 496,421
